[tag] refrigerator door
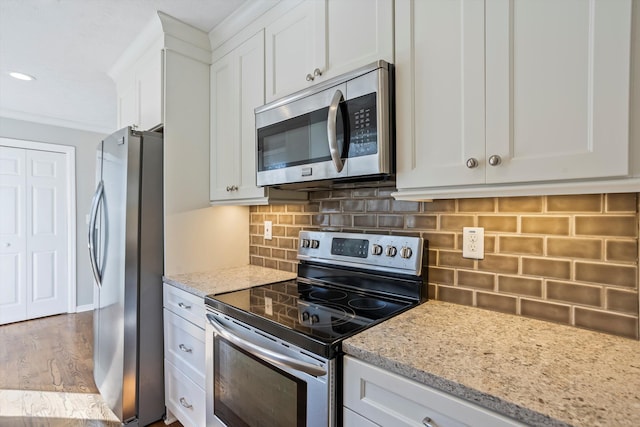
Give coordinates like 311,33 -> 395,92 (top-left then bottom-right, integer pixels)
93,127 -> 141,422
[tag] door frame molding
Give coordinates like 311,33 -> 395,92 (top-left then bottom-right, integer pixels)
0,137 -> 77,314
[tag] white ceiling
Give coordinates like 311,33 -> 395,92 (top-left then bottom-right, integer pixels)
0,0 -> 247,134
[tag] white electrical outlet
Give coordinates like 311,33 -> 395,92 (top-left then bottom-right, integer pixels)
463,227 -> 484,259
264,220 -> 273,240
265,296 -> 273,316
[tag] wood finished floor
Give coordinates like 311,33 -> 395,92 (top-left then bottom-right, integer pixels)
0,312 -> 183,427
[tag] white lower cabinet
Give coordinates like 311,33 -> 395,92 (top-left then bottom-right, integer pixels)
165,359 -> 206,427
164,283 -> 206,427
343,356 -> 523,427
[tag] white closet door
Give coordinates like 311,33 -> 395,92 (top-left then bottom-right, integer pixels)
26,149 -> 68,319
0,147 -> 27,323
0,146 -> 68,324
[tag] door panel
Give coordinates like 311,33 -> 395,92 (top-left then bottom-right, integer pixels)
0,147 -> 26,324
26,150 -> 68,319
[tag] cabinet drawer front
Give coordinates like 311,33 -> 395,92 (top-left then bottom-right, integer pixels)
165,359 -> 206,427
164,308 -> 205,388
344,357 -> 522,427
163,283 -> 205,326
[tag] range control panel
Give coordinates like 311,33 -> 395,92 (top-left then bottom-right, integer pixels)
298,231 -> 424,276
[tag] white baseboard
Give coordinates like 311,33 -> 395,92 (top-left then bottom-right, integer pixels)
75,304 -> 94,313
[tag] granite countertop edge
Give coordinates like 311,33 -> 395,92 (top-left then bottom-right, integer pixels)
162,265 -> 298,298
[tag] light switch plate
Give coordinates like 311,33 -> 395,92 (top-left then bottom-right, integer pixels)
264,220 -> 273,240
463,227 -> 484,259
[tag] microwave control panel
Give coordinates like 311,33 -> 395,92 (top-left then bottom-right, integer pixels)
347,93 -> 378,157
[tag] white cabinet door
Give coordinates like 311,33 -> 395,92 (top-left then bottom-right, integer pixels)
325,0 -> 394,79
115,49 -> 163,130
137,49 -> 163,130
117,79 -> 138,130
0,146 -> 68,325
265,0 -> 326,102
485,0 -> 631,183
395,0 -> 486,190
395,0 -> 632,196
210,30 -> 266,202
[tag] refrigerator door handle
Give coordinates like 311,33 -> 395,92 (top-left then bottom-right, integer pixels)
88,180 -> 104,287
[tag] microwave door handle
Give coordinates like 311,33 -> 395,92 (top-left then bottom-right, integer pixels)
327,89 -> 345,173
207,314 -> 326,377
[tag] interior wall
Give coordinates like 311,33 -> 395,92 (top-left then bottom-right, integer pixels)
0,117 -> 106,308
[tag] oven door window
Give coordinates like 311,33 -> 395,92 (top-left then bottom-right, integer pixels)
214,336 -> 307,427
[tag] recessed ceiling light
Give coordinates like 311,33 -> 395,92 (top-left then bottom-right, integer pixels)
9,72 -> 36,81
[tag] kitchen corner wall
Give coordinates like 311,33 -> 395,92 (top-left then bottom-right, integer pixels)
249,189 -> 640,340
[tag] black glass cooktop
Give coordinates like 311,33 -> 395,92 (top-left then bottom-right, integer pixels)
205,278 -> 417,358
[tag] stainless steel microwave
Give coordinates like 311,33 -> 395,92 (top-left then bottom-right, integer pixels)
255,60 -> 394,189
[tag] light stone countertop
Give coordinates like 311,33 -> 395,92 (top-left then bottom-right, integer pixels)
163,265 -> 297,298
343,300 -> 640,427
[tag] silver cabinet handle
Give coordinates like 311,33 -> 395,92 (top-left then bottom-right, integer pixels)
422,417 -> 440,427
306,73 -> 314,81
178,302 -> 191,310
88,180 -> 104,288
466,158 -> 478,168
488,155 -> 502,166
179,397 -> 193,409
226,185 -> 238,192
178,344 -> 193,353
207,314 -> 326,377
327,89 -> 345,173
4,242 -> 10,247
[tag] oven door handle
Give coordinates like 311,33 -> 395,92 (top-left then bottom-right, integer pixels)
207,314 -> 327,377
327,89 -> 345,173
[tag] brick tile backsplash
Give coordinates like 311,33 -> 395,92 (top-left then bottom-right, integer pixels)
249,191 -> 640,340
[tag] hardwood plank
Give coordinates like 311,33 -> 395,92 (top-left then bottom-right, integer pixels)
0,312 -> 183,427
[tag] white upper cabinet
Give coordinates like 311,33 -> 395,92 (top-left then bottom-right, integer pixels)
265,1 -> 326,102
265,0 -> 394,103
210,30 -> 308,205
115,47 -> 163,130
325,0 -> 394,78
395,0 -> 635,199
210,31 -> 268,203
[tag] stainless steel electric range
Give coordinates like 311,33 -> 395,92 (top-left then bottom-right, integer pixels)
204,231 -> 426,427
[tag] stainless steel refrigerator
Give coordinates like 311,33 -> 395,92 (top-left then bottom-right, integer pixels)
88,127 -> 164,426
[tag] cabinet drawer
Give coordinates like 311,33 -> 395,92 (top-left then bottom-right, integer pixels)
164,308 -> 205,389
165,359 -> 206,427
163,283 -> 205,326
343,357 -> 522,427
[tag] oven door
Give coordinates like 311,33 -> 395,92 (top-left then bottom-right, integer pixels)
205,309 -> 335,427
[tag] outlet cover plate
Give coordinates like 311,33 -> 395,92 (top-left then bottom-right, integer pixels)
264,220 -> 273,240
463,227 -> 484,259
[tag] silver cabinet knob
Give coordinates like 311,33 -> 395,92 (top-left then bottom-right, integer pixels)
306,68 -> 323,81
465,158 -> 478,169
422,417 -> 440,427
488,155 -> 502,166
